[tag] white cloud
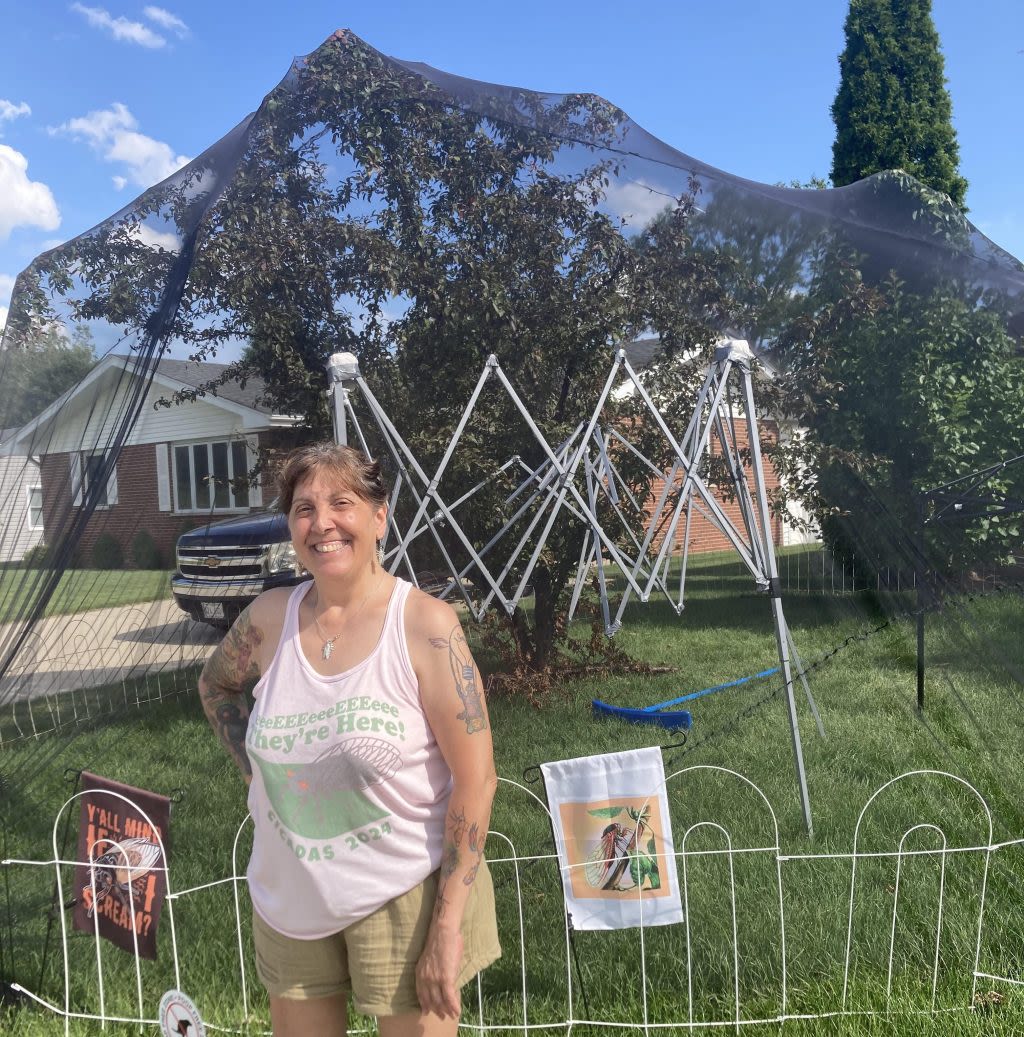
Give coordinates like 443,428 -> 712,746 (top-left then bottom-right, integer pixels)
112,174 -> 127,190
52,102 -> 190,189
600,179 -> 676,229
0,145 -> 61,240
143,5 -> 188,36
70,3 -> 166,48
0,306 -> 7,333
0,100 -> 31,126
131,222 -> 181,251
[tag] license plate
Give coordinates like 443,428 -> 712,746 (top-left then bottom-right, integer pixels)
201,602 -> 225,620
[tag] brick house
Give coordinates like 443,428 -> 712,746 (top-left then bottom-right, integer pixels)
621,338 -> 817,555
10,355 -> 302,568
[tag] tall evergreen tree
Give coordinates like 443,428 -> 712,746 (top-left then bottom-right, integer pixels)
830,0 -> 968,210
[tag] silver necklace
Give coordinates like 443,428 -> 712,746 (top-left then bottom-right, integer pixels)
311,574 -> 385,661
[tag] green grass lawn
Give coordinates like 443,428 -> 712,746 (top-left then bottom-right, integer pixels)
2,550 -> 1023,1035
0,568 -> 173,621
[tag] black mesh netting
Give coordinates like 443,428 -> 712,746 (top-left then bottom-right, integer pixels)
1,29 -> 1023,1027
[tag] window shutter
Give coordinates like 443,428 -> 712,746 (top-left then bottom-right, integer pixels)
69,453 -> 83,507
155,443 -> 171,511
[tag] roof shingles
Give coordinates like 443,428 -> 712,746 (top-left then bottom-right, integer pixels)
153,358 -> 272,414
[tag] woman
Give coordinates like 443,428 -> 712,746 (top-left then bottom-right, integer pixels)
199,443 -> 501,1037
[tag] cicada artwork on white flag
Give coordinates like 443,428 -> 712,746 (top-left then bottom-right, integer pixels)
540,747 -> 683,930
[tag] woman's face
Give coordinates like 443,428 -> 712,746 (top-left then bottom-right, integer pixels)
287,470 -> 387,581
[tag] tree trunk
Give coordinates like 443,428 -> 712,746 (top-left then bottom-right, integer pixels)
530,563 -> 556,672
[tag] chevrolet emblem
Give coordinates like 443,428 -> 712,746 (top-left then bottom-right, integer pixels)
204,556 -> 222,569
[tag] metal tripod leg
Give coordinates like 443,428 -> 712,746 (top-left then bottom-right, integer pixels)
737,347 -> 814,835
783,617 -> 825,739
769,594 -> 814,836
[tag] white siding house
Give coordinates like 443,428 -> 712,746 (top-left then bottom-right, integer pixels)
0,430 -> 45,564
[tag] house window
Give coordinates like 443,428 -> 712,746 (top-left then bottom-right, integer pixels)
173,439 -> 252,513
27,486 -> 44,529
84,452 -> 110,508
73,450 -> 118,509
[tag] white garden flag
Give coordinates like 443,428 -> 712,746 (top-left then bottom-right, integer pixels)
540,747 -> 682,930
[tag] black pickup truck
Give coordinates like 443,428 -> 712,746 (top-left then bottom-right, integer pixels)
171,510 -> 309,628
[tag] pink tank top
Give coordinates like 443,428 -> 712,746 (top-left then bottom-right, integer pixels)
245,578 -> 451,938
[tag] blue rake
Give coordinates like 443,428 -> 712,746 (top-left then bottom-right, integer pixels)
592,667 -> 780,730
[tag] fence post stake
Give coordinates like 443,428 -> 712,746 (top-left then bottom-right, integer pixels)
916,494 -> 926,712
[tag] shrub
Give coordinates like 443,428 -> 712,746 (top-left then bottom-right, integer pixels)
90,533 -> 124,570
131,529 -> 164,570
23,541 -> 83,570
21,544 -> 51,568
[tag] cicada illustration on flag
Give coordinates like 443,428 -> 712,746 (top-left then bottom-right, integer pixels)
544,749 -> 682,928
84,836 -> 163,916
584,803 -> 661,893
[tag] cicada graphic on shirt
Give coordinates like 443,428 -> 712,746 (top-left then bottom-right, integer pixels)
253,735 -> 404,840
287,736 -> 402,795
84,836 -> 163,916
583,804 -> 661,893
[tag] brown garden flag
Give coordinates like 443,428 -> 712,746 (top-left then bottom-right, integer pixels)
71,772 -> 171,960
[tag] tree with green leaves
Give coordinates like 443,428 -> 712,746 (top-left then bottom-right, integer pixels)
831,0 -> 968,211
772,250 -> 1024,569
161,35 -> 727,676
0,324 -> 97,429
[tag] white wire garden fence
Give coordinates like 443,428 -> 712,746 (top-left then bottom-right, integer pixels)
3,767 -> 1022,1035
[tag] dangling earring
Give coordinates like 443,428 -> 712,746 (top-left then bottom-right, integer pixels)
377,540 -> 385,567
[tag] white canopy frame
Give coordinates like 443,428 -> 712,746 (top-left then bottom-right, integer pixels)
326,341 -> 821,833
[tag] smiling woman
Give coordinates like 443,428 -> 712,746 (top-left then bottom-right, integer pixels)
197,441 -> 501,1037
279,443 -> 389,588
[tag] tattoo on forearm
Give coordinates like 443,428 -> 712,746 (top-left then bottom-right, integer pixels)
432,885 -> 450,922
448,806 -> 467,843
441,806 -> 466,878
432,625 -> 487,735
434,807 -> 486,923
464,822 -> 484,886
441,839 -> 459,877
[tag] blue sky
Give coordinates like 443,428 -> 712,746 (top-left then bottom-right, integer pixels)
1,0 -> 1021,335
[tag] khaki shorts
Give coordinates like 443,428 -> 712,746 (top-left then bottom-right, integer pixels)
252,860 -> 501,1016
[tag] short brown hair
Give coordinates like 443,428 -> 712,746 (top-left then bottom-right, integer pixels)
277,444 -> 388,514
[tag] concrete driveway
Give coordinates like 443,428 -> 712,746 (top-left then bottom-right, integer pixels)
0,597 -> 222,706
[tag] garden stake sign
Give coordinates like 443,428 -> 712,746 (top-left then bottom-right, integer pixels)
541,747 -> 681,929
72,772 -> 170,959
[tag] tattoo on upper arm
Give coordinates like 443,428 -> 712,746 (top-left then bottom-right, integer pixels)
201,611 -> 263,698
200,611 -> 262,778
431,624 -> 487,735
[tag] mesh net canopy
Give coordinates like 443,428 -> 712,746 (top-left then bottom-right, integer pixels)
1,28 -> 1024,1022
